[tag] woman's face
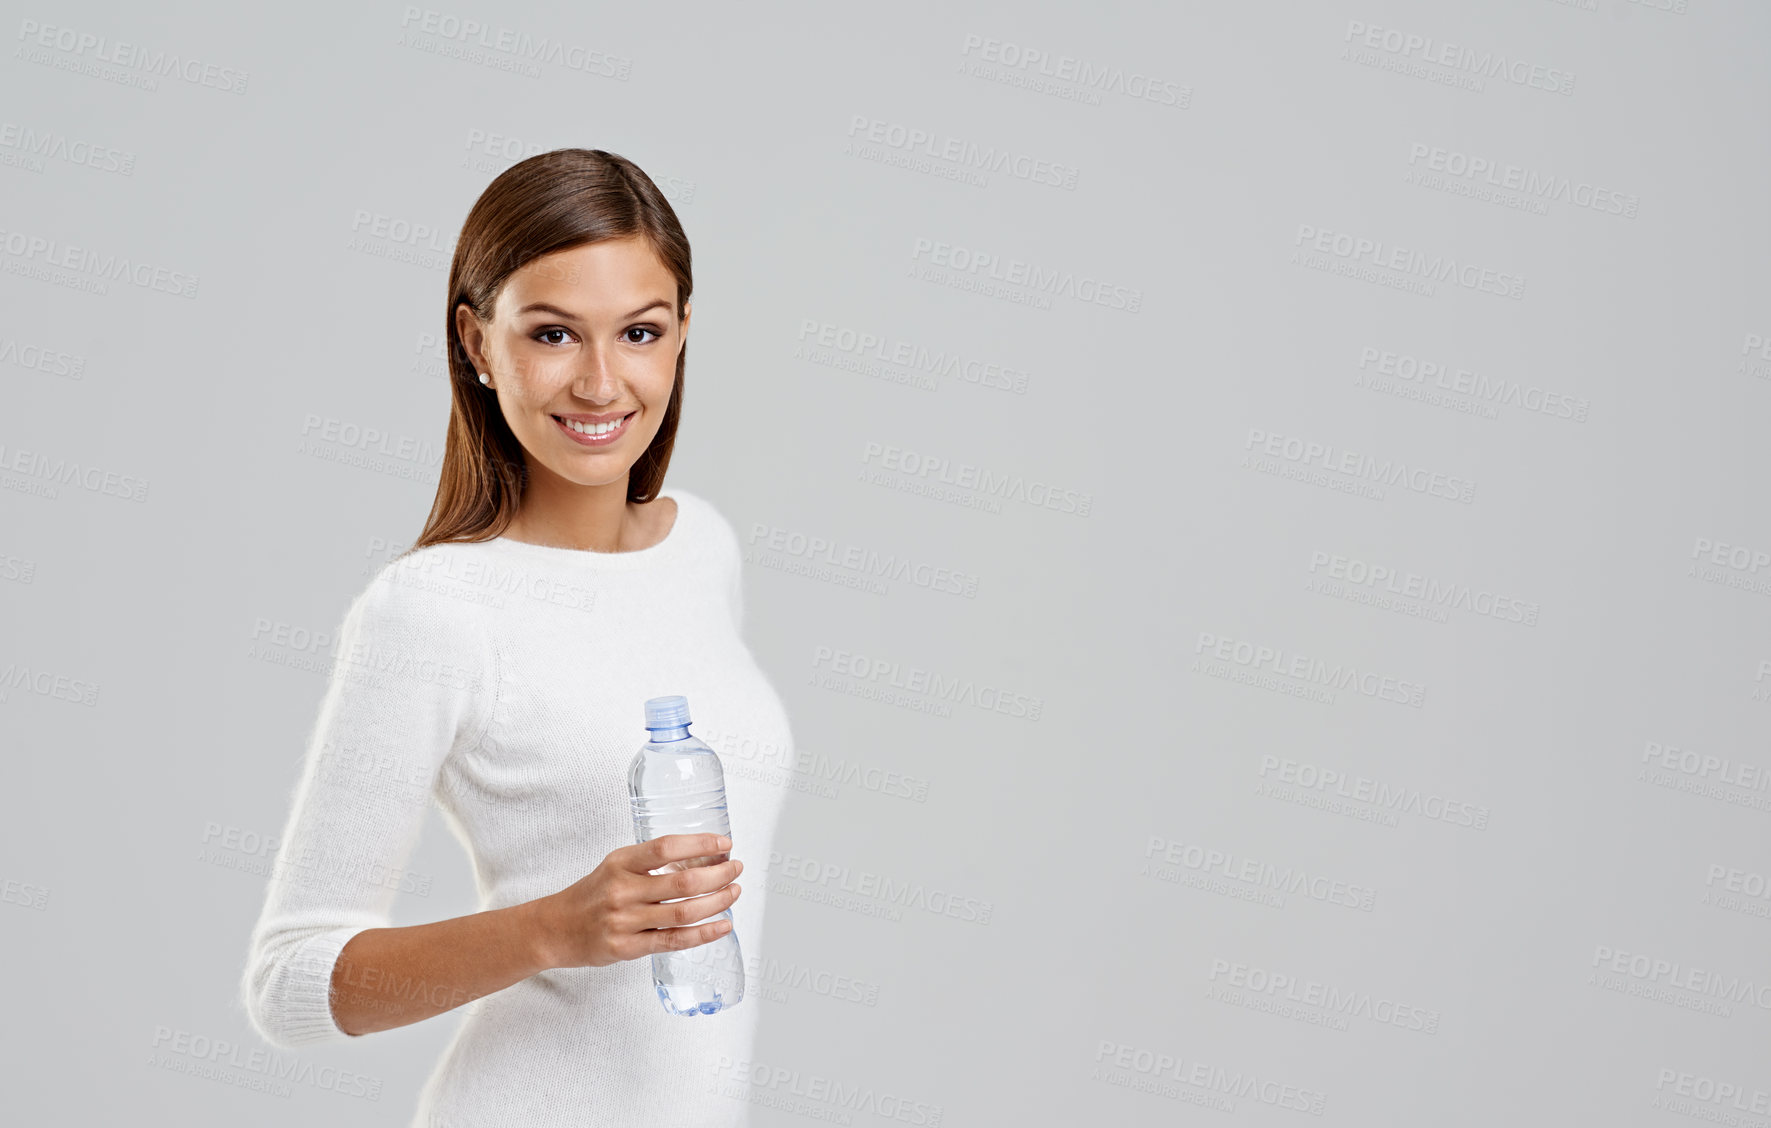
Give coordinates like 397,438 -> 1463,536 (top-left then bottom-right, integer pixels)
457,235 -> 688,491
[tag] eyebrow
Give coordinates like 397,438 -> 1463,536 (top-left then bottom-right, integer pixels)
515,299 -> 673,321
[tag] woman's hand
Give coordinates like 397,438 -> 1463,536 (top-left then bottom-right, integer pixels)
531,833 -> 743,970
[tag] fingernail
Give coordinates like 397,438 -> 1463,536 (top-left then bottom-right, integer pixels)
718,835 -> 732,849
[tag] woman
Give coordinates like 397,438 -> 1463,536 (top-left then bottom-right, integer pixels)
241,148 -> 792,1127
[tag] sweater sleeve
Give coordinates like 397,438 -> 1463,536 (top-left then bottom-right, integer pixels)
240,559 -> 493,1048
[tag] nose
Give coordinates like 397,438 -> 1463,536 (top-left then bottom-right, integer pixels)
571,345 -> 621,403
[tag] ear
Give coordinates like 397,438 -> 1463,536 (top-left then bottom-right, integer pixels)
455,303 -> 488,374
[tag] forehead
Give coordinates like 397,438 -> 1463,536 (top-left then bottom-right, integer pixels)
497,235 -> 675,316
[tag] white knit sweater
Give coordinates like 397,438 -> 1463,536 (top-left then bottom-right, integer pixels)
241,485 -> 792,1127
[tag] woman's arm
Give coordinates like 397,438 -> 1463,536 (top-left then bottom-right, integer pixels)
242,563 -> 498,1049
328,900 -> 550,1035
331,833 -> 744,1035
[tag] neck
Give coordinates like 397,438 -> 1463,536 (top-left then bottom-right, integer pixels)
507,468 -> 635,552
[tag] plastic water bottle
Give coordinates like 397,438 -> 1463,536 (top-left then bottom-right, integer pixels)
628,694 -> 745,1016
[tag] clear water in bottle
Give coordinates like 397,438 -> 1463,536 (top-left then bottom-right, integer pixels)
627,694 -> 745,1016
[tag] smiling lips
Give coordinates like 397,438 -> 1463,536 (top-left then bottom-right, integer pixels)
553,411 -> 634,446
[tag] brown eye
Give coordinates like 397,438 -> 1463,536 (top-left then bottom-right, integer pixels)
625,327 -> 661,344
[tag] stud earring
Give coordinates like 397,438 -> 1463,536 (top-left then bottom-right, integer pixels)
478,372 -> 491,386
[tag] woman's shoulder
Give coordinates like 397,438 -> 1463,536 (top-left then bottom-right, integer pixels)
341,540 -> 503,642
321,543 -> 497,704
665,485 -> 740,555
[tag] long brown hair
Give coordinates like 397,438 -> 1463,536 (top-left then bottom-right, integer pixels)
409,148 -> 692,553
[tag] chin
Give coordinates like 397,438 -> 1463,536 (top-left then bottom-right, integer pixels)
555,465 -> 638,488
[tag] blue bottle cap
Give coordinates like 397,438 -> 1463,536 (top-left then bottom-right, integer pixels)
644,694 -> 691,730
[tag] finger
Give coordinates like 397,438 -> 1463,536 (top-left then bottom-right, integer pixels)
643,914 -> 734,955
638,882 -> 741,931
640,857 -> 742,905
621,833 -> 731,875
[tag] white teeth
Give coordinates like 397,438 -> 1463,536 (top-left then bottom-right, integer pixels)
560,414 -> 626,436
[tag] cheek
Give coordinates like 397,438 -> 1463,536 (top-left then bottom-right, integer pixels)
642,357 -> 679,401
503,361 -> 575,409
498,380 -> 553,427
500,402 -> 536,440
503,352 -> 561,389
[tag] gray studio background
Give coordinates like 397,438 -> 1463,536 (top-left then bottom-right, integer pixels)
4,0 -> 1769,1124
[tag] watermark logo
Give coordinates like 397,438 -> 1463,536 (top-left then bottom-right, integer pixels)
0,440 -> 149,502
1688,536 -> 1771,598
708,1055 -> 943,1125
794,319 -> 1030,396
1589,943 -> 1771,1019
0,122 -> 136,175
764,847 -> 994,926
1292,222 -> 1524,300
810,643 -> 1044,722
843,113 -> 1079,191
1403,142 -> 1637,219
1353,345 -> 1590,423
1091,1038 -> 1327,1115
957,33 -> 1191,110
0,659 -> 99,707
1242,426 -> 1475,506
394,8 -> 631,81
1305,549 -> 1540,627
1255,755 -> 1491,831
747,519 -> 980,600
1206,957 -> 1443,1034
859,440 -> 1093,518
1339,19 -> 1575,96
1192,630 -> 1428,709
1637,739 -> 1771,815
1143,835 -> 1378,912
0,227 -> 198,297
0,335 -> 86,379
908,235 -> 1143,313
1703,863 -> 1771,923
15,19 -> 249,94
